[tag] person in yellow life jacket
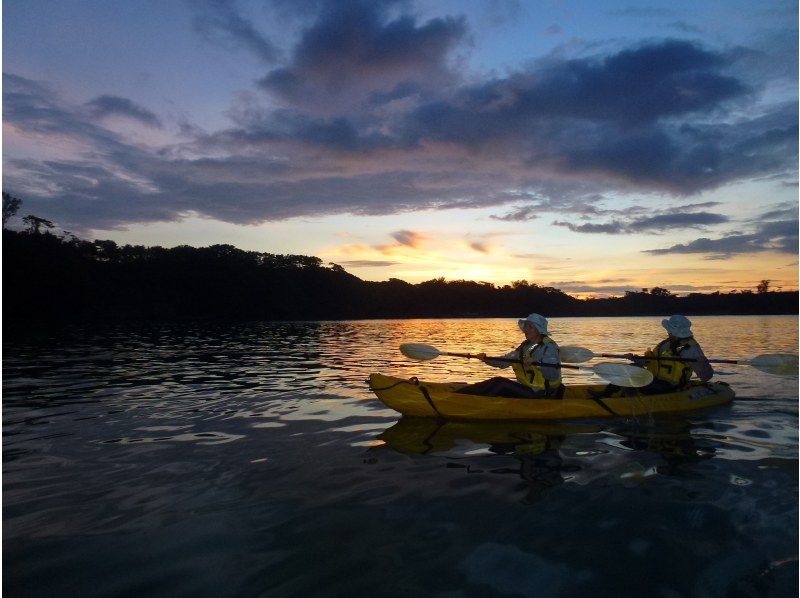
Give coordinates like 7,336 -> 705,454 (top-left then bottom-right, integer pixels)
635,314 -> 713,393
593,314 -> 713,398
458,313 -> 563,399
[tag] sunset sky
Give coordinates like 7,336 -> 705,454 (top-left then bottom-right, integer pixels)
3,0 -> 798,297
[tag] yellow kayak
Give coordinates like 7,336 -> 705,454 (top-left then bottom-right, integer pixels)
368,373 -> 735,420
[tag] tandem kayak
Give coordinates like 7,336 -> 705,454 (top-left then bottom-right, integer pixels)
368,373 -> 735,420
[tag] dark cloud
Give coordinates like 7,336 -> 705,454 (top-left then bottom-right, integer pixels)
645,234 -> 763,257
368,81 -> 423,106
395,40 -> 794,195
553,209 -> 729,234
86,95 -> 162,128
627,211 -> 729,231
257,0 -> 466,109
490,205 -> 539,221
218,107 -> 398,152
553,221 -> 626,234
645,218 -> 799,257
758,201 -> 798,221
559,105 -> 796,193
409,39 -> 746,134
192,0 -> 280,64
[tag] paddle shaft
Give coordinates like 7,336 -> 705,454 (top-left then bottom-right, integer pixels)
599,352 -> 743,365
441,351 -> 581,370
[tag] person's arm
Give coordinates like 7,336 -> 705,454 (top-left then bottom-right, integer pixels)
478,350 -> 515,369
626,350 -> 651,368
535,344 -> 561,381
683,344 -> 714,381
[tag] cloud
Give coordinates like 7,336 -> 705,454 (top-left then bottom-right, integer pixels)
3,74 -> 136,153
337,259 -> 398,268
644,235 -> 764,257
552,209 -> 729,234
408,40 -> 746,135
759,203 -> 799,221
2,12 -> 797,234
257,0 -> 467,110
192,0 -> 280,64
469,241 -> 489,253
396,40 -> 795,195
390,229 -> 424,247
627,211 -> 729,231
553,220 -> 626,234
644,218 -> 799,257
490,205 -> 539,221
672,201 -> 721,210
220,107 -> 398,152
86,95 -> 162,128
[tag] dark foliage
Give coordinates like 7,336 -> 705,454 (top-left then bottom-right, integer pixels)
3,229 -> 797,327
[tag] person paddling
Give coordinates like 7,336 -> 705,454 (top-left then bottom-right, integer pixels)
594,314 -> 713,397
459,313 -> 563,399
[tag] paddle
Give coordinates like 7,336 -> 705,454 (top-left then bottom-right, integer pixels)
559,346 -> 799,376
399,343 -> 654,387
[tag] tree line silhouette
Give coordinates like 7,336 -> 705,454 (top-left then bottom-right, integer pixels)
3,194 -> 797,326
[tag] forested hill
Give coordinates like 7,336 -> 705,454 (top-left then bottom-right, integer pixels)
3,230 -> 797,324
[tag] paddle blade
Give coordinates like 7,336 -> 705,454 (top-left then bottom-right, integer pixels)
560,346 -> 595,363
747,354 -> 798,376
400,343 -> 442,361
592,362 -> 654,388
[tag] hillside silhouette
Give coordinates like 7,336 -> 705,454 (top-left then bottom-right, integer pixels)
4,226 -> 796,326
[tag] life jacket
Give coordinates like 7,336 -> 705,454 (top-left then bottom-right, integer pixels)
645,337 -> 698,387
510,335 -> 562,394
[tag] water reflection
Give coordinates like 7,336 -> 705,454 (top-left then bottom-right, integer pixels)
376,410 -> 796,506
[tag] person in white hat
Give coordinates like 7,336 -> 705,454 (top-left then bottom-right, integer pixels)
459,313 -> 563,398
639,314 -> 713,390
594,314 -> 713,397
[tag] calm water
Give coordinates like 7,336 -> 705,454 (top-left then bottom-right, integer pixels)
3,316 -> 798,597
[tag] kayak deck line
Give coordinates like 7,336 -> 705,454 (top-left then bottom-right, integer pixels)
368,373 -> 735,421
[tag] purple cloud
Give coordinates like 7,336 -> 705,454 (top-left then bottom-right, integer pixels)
86,95 -> 162,128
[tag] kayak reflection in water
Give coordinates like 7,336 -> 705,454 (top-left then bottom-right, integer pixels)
594,314 -> 714,398
488,433 -> 574,504
459,313 -> 563,399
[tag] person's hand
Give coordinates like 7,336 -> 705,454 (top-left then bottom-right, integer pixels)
522,354 -> 534,366
476,352 -> 487,362
623,353 -> 635,361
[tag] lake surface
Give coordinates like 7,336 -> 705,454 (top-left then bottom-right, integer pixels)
3,316 -> 798,597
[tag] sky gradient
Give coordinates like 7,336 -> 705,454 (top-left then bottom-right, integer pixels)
3,0 -> 798,296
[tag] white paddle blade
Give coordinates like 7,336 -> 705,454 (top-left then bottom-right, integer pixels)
400,343 -> 442,361
592,362 -> 654,387
560,346 -> 595,363
747,354 -> 798,376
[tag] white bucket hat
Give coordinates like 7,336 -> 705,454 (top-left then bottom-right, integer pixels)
518,313 -> 549,334
662,314 -> 692,338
